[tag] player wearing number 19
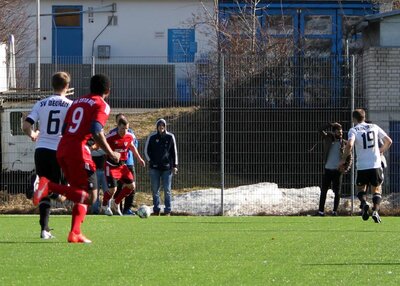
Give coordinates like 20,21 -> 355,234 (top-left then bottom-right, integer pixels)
339,109 -> 392,223
33,74 -> 120,243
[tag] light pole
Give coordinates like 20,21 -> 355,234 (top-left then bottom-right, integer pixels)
36,0 -> 40,89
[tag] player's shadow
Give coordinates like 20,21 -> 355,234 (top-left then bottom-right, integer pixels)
304,262 -> 400,266
0,241 -> 65,244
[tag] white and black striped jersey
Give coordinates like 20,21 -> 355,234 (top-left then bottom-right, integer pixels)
26,95 -> 72,150
348,122 -> 388,170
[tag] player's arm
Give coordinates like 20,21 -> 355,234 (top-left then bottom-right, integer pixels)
22,117 -> 39,142
91,121 -> 120,162
318,123 -> 336,138
339,136 -> 354,169
129,142 -> 146,167
380,135 -> 392,154
342,137 -> 354,159
170,133 -> 178,174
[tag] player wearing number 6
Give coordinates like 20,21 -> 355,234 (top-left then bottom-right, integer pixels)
33,74 -> 120,243
23,72 -> 72,240
339,109 -> 392,223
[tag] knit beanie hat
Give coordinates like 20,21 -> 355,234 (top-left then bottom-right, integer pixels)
156,118 -> 167,128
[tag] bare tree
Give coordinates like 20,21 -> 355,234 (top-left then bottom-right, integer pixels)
0,0 -> 33,57
185,0 -> 293,104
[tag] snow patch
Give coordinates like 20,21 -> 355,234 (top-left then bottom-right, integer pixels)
169,182 -> 339,216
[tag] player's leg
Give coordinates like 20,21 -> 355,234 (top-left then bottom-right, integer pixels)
112,166 -> 134,216
317,169 -> 331,216
356,169 -> 370,220
371,168 -> 384,223
34,148 -> 59,239
102,167 -> 119,216
91,170 -> 102,214
113,178 -> 123,213
37,156 -> 92,205
331,170 -> 343,215
102,183 -> 116,216
123,165 -> 135,215
161,169 -> 173,215
150,168 -> 161,215
68,170 -> 97,244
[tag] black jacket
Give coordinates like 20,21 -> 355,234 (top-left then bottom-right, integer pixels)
144,131 -> 178,170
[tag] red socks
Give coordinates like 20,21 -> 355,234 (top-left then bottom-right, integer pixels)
71,203 -> 87,235
48,182 -> 90,204
102,191 -> 112,206
114,187 -> 133,205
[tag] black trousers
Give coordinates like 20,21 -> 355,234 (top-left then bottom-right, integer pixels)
319,169 -> 343,212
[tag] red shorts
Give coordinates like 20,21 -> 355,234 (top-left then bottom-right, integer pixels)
57,144 -> 96,189
105,163 -> 134,188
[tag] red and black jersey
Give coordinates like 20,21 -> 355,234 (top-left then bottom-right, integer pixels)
106,130 -> 136,165
58,94 -> 110,163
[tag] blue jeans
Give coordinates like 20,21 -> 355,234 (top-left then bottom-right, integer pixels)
92,169 -> 108,214
150,168 -> 172,213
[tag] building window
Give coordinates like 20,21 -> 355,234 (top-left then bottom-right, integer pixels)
265,15 -> 293,35
54,7 -> 81,27
10,112 -> 24,136
303,38 -> 332,56
304,15 -> 332,35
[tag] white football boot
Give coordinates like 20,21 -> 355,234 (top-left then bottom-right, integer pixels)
41,230 -> 55,240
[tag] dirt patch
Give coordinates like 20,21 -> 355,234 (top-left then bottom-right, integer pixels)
106,107 -> 198,139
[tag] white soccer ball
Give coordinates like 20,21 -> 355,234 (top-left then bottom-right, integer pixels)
137,205 -> 151,219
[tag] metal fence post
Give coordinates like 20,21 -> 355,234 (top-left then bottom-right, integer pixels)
350,54 -> 355,215
91,56 -> 95,76
36,0 -> 41,89
220,55 -> 225,216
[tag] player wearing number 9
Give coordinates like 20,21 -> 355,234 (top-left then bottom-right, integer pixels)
33,74 -> 120,243
339,109 -> 392,223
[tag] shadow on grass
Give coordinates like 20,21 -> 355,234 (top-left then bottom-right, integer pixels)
0,241 -> 65,244
304,262 -> 400,266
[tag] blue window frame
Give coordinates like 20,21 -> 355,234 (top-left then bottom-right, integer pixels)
218,1 -> 375,105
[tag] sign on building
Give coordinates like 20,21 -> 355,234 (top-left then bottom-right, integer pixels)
168,29 -> 197,62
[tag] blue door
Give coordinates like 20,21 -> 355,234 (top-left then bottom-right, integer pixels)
390,122 -> 400,193
52,6 -> 83,64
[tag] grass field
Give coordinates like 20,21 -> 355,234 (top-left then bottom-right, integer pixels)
0,215 -> 399,286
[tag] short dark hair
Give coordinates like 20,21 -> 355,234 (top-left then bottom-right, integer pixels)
52,72 -> 70,91
118,117 -> 128,126
352,109 -> 366,122
90,74 -> 110,95
331,122 -> 342,131
115,113 -> 125,121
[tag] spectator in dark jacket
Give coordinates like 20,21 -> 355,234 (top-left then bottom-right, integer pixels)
316,122 -> 352,216
144,118 -> 178,215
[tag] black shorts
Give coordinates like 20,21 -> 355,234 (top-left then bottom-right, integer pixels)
35,148 -> 62,200
35,148 -> 61,182
356,168 -> 383,187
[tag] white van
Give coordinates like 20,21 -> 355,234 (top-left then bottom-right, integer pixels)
1,106 -> 36,172
0,93 -> 49,194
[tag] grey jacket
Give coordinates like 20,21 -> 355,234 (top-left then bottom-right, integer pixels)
319,124 -> 352,172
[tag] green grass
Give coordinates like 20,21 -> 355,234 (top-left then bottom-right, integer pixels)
0,215 -> 399,286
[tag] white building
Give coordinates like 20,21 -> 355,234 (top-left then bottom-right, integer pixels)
28,0 -> 214,61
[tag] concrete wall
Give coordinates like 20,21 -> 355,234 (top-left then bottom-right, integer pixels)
27,0 -> 214,60
362,47 -> 400,190
363,47 -> 400,127
380,14 -> 400,47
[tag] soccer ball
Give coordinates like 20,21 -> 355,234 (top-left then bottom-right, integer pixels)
137,205 -> 151,219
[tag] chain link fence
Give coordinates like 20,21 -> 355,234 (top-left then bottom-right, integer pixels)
0,54 -> 399,215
